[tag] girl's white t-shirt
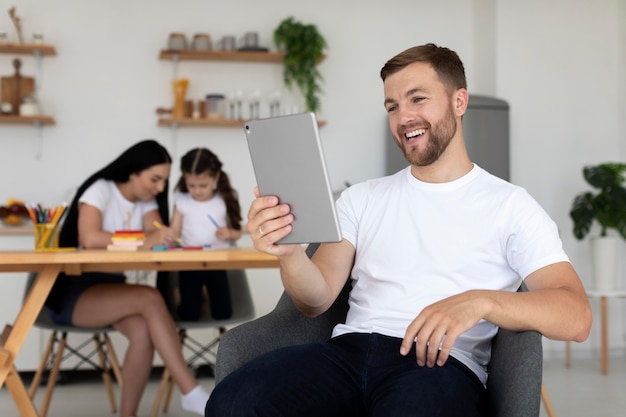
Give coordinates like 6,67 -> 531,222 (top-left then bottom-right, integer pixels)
174,191 -> 230,248
333,165 -> 569,384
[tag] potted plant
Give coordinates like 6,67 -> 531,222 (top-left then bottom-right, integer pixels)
273,17 -> 327,114
569,162 -> 626,289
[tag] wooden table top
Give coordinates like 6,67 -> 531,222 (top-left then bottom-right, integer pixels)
0,247 -> 279,275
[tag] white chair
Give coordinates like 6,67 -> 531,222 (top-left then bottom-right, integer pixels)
24,273 -> 122,417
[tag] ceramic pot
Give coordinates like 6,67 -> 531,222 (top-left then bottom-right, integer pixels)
168,33 -> 187,51
590,236 -> 618,290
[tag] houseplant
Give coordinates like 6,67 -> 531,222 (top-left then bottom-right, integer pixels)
569,162 -> 626,289
273,17 -> 327,114
570,162 -> 626,240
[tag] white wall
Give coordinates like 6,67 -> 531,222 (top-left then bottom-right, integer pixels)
1,0 -> 624,359
496,0 -> 626,359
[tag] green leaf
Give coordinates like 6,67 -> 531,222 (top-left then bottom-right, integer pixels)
570,192 -> 595,239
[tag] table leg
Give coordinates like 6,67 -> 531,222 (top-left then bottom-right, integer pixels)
0,265 -> 60,391
5,363 -> 40,417
600,296 -> 608,374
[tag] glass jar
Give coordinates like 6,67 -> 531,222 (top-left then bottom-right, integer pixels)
19,95 -> 40,116
205,94 -> 225,118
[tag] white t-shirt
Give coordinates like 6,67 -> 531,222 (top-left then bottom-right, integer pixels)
174,191 -> 230,248
332,165 -> 569,384
79,179 -> 158,234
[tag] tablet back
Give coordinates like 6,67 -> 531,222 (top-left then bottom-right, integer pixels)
244,112 -> 342,244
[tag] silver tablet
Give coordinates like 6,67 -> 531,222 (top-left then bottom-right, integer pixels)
244,112 -> 342,244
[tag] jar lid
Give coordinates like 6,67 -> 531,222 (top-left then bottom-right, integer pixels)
206,94 -> 225,99
22,95 -> 37,103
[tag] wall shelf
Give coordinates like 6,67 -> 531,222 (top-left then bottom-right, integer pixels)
159,49 -> 283,63
158,117 -> 246,127
0,225 -> 34,236
157,49 -> 327,133
0,115 -> 56,126
159,49 -> 326,64
0,42 -> 56,56
158,116 -> 326,128
1,41 -> 57,158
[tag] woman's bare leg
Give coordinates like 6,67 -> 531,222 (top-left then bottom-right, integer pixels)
72,284 -> 198,393
114,315 -> 155,417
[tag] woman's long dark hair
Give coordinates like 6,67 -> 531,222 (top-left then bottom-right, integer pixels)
175,147 -> 242,230
59,139 -> 172,247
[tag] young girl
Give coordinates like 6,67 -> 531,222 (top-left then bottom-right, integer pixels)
45,140 -> 210,417
170,147 -> 242,321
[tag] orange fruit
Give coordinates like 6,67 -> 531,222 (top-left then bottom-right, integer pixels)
3,214 -> 24,226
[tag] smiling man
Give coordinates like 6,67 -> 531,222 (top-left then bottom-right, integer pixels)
206,43 -> 592,417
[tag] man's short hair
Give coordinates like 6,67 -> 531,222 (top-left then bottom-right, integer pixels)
380,43 -> 467,93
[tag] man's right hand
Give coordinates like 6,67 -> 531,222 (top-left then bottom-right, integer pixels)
247,186 -> 297,256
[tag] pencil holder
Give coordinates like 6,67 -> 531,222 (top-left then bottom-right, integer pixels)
35,223 -> 59,251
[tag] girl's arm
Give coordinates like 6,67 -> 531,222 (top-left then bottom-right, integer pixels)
169,206 -> 183,238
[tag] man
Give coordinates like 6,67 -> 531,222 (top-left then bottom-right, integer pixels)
206,43 -> 591,417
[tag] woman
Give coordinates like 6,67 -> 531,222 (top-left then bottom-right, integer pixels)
45,140 -> 210,417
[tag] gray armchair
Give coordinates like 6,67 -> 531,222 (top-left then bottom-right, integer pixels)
215,244 -> 551,417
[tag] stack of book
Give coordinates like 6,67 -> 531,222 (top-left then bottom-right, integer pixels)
107,230 -> 145,251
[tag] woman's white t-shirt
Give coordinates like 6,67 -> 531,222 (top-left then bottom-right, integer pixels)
79,179 -> 158,234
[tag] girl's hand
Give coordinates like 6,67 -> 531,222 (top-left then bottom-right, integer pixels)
216,226 -> 243,242
215,226 -> 231,241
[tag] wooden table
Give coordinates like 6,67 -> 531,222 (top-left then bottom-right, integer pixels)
0,248 -> 279,417
565,289 -> 626,374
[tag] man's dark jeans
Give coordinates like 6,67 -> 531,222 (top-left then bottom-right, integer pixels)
206,332 -> 486,417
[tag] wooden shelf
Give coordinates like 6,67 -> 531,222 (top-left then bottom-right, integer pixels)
0,225 -> 34,236
0,42 -> 56,56
157,49 -> 327,130
158,117 -> 326,128
159,49 -> 326,64
159,49 -> 284,63
159,117 -> 246,127
0,115 -> 56,125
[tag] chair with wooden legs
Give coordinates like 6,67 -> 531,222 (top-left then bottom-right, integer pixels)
150,269 -> 255,417
24,273 -> 123,417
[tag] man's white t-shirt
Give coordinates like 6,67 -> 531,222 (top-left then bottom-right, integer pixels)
173,191 -> 230,248
332,165 -> 569,384
79,179 -> 158,234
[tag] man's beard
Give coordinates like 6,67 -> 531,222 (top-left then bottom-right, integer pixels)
398,107 -> 457,167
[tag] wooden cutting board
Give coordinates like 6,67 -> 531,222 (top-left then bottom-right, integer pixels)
1,58 -> 34,115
